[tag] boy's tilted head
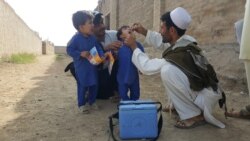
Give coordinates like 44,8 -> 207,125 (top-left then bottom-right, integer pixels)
72,10 -> 94,35
117,25 -> 132,41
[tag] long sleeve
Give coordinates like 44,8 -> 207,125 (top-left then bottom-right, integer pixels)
145,30 -> 170,50
67,38 -> 81,60
132,48 -> 167,75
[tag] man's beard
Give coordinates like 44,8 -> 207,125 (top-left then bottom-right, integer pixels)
161,32 -> 169,43
162,38 -> 168,43
162,35 -> 169,43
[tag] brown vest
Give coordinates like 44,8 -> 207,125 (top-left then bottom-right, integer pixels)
162,43 -> 218,91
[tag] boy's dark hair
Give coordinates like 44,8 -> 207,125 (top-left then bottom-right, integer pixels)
93,12 -> 103,26
72,10 -> 93,30
161,12 -> 186,36
117,25 -> 130,41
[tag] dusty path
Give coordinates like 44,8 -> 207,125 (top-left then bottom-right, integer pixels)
0,54 -> 250,141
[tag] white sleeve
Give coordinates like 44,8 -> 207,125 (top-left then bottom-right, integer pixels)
132,48 -> 167,75
145,30 -> 170,50
106,30 -> 118,41
103,30 -> 118,47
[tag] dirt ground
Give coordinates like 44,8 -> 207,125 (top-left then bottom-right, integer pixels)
0,53 -> 250,141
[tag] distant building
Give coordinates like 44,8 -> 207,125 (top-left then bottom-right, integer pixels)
42,40 -> 55,55
54,46 -> 67,54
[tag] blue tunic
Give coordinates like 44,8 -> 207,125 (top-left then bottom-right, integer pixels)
117,42 -> 144,85
67,32 -> 104,87
117,42 -> 144,100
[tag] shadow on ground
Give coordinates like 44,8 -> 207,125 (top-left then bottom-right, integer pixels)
0,54 -> 250,141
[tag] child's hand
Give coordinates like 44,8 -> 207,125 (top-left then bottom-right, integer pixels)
80,51 -> 90,59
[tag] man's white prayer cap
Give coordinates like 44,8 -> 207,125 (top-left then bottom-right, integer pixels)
170,7 -> 191,30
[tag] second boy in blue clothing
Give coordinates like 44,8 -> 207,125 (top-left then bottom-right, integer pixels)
116,26 -> 144,101
67,11 -> 104,113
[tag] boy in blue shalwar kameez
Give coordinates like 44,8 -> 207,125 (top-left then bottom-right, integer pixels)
116,26 -> 144,101
67,11 -> 104,113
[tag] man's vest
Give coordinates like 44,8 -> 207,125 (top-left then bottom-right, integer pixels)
162,42 -> 218,92
162,40 -> 227,113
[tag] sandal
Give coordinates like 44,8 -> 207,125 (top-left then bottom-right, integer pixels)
175,120 -> 206,129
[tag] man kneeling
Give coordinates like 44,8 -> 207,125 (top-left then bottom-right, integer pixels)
125,7 -> 226,129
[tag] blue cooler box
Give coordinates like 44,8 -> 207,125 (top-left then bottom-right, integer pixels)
119,100 -> 158,139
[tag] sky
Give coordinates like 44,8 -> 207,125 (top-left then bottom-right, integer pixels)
5,0 -> 99,46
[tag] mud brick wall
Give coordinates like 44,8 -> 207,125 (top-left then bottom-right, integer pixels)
97,0 -> 245,45
0,0 -> 42,57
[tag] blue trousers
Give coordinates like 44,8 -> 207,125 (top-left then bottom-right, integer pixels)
118,80 -> 140,101
77,83 -> 98,107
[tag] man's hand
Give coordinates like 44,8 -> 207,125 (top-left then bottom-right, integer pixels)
124,33 -> 137,51
132,23 -> 148,36
80,51 -> 90,59
105,41 -> 122,51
